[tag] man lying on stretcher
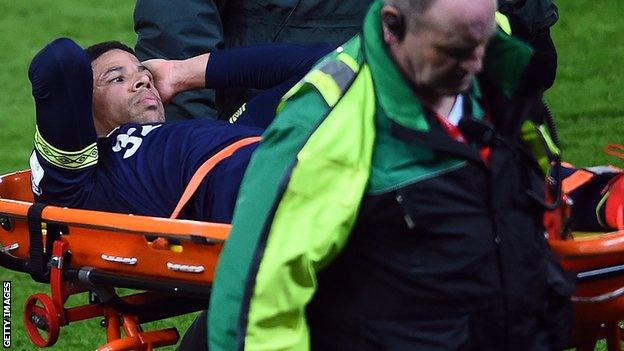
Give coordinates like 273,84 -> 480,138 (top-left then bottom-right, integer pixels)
28,38 -> 333,222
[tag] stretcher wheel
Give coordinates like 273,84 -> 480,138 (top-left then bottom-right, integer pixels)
24,293 -> 60,347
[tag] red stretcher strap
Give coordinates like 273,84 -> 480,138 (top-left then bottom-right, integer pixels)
433,111 -> 491,164
170,136 -> 261,219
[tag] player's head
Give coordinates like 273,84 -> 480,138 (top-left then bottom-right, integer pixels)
86,41 -> 165,136
381,0 -> 497,97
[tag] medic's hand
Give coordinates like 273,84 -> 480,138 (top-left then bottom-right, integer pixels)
142,59 -> 178,105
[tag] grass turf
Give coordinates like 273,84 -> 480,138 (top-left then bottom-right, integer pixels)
0,0 -> 623,350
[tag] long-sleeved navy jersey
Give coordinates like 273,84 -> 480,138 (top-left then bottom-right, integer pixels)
28,38 -> 332,223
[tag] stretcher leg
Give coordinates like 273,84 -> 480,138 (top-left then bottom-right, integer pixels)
105,308 -> 121,342
605,322 -> 622,351
94,315 -> 179,351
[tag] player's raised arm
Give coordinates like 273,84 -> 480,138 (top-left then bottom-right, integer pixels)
143,43 -> 334,105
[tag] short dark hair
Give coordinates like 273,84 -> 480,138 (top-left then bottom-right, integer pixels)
85,41 -> 136,62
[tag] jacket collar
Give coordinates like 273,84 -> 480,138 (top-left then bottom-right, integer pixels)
362,0 -> 429,132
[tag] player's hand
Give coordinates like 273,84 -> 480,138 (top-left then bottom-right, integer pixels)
142,59 -> 178,105
143,53 -> 208,105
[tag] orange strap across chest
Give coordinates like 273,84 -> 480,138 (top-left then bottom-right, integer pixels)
169,136 -> 262,219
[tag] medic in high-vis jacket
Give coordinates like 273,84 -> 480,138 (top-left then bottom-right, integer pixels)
209,0 -> 573,350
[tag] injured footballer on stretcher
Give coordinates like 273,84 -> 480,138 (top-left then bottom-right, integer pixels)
29,37 -> 333,223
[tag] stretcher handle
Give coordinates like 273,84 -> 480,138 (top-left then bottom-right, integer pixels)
550,230 -> 624,259
72,267 -> 211,300
0,199 -> 230,241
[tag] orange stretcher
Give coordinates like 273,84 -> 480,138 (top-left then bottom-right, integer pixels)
3,168 -> 624,350
0,170 -> 229,350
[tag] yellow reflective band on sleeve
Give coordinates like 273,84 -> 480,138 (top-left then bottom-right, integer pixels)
337,52 -> 359,73
34,126 -> 98,170
495,11 -> 512,35
277,52 -> 360,112
304,70 -> 342,107
305,57 -> 359,107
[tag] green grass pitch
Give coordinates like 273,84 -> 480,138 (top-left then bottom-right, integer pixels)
0,0 -> 623,350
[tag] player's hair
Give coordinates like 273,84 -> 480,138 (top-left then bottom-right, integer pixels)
85,41 -> 136,62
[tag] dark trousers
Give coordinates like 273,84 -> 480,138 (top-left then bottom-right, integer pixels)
177,310 -> 209,351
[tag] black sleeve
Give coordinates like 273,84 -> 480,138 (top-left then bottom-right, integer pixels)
498,0 -> 559,42
498,0 -> 559,92
205,43 -> 335,90
520,28 -> 558,93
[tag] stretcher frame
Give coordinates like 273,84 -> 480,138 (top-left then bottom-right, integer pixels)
4,169 -> 624,350
0,170 -> 228,350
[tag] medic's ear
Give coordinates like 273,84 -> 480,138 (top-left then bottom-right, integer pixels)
382,7 -> 406,42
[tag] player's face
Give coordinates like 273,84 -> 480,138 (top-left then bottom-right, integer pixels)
91,49 -> 165,136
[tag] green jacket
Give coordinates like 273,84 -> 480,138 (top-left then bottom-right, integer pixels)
220,0 -> 372,47
209,1 -> 566,350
